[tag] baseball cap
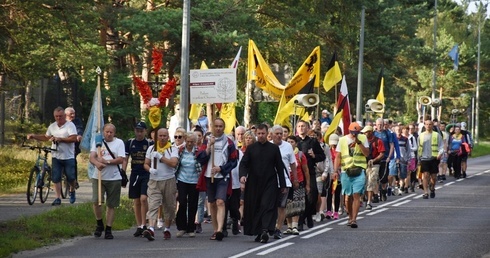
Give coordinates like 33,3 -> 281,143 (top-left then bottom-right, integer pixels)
322,109 -> 330,115
135,121 -> 147,129
461,122 -> 467,130
348,122 -> 361,132
361,125 -> 373,133
329,134 -> 339,145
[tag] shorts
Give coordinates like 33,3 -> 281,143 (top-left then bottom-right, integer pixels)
460,153 -> 468,162
365,164 -> 380,192
440,153 -> 448,163
340,171 -> 365,196
128,173 -> 149,199
398,163 -> 408,179
378,161 -> 389,184
51,158 -> 76,183
276,188 -> 290,208
91,179 -> 121,208
420,159 -> 439,174
316,176 -> 326,197
388,159 -> 397,176
205,177 -> 228,203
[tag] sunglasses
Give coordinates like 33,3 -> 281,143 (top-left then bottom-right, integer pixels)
174,135 -> 183,139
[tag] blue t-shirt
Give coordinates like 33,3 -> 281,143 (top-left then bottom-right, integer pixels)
374,130 -> 393,160
126,138 -> 153,175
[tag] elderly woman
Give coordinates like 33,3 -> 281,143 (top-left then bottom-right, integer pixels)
173,127 -> 186,148
175,132 -> 201,238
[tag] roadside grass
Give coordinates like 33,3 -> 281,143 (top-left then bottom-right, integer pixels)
0,197 -> 134,258
0,146 -> 90,195
471,142 -> 490,157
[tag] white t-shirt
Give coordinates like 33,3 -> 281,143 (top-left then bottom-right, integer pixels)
46,121 -> 77,160
146,145 -> 179,181
231,149 -> 244,189
276,140 -> 296,188
90,138 -> 125,181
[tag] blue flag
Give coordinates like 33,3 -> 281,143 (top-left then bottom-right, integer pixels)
448,44 -> 459,71
80,83 -> 104,179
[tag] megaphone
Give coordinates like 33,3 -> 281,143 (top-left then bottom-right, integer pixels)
294,94 -> 319,107
431,98 -> 441,107
418,96 -> 432,106
365,99 -> 384,113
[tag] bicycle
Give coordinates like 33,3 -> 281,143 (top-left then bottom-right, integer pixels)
22,142 -> 57,205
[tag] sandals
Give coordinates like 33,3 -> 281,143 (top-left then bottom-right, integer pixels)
210,232 -> 217,240
350,221 -> 358,228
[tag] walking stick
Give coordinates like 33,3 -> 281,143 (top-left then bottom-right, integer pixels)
95,134 -> 103,206
211,143 -> 215,183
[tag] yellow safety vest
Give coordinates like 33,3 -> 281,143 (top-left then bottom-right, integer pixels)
339,134 -> 367,170
418,131 -> 439,157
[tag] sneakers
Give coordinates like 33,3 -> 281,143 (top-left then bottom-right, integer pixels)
176,230 -> 185,238
372,195 -> 379,203
69,191 -> 76,204
430,190 -> 435,198
94,225 -> 104,237
157,219 -> 164,229
442,175 -> 447,180
422,194 -> 429,199
195,223 -> 202,233
333,212 -> 339,220
133,227 -> 145,237
283,228 -> 292,235
291,227 -> 300,235
314,212 -> 322,222
163,230 -> 171,240
188,232 -> 196,238
143,229 -> 155,241
273,229 -> 282,239
260,230 -> 269,243
366,203 -> 373,210
325,210 -> 333,219
232,220 -> 241,235
104,230 -> 114,239
52,198 -> 61,206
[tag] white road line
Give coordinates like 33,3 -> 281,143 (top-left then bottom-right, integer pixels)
435,186 -> 443,190
366,208 -> 388,215
256,242 -> 295,255
467,175 -> 475,178
444,182 -> 455,186
392,200 -> 411,207
413,194 -> 424,199
300,228 -> 333,239
456,178 -> 464,182
376,193 -> 416,209
228,236 -> 296,258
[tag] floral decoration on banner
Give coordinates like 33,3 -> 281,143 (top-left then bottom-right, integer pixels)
133,75 -> 177,109
152,48 -> 163,75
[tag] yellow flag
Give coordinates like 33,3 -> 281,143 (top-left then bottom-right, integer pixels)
274,92 -> 305,126
219,103 -> 236,134
376,68 -> 385,105
248,39 -> 285,100
284,46 -> 321,101
323,110 -> 343,143
323,53 -> 342,92
189,62 -> 208,122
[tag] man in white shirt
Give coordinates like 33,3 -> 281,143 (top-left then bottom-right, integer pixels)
270,125 -> 298,239
142,128 -> 179,241
89,123 -> 125,239
27,107 -> 78,206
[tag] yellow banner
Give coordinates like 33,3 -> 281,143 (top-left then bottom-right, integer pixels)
219,102 -> 236,134
284,46 -> 321,101
248,40 -> 285,100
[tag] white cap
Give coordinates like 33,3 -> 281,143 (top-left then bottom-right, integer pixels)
329,134 -> 339,145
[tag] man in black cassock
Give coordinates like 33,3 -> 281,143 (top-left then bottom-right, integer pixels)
240,124 -> 287,244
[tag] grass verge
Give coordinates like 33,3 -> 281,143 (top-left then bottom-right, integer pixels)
471,142 -> 490,157
0,197 -> 134,258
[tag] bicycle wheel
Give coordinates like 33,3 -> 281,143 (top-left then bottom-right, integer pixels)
60,170 -> 69,199
27,167 -> 39,205
39,167 -> 52,203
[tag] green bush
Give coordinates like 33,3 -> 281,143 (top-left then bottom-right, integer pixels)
0,155 -> 32,194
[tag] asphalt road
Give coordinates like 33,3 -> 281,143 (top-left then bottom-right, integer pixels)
6,156 -> 490,258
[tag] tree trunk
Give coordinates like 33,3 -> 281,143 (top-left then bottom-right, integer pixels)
24,81 -> 31,122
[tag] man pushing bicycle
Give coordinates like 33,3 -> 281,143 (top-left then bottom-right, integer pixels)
27,106 -> 78,206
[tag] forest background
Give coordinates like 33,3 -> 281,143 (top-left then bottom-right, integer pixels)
0,0 -> 488,142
